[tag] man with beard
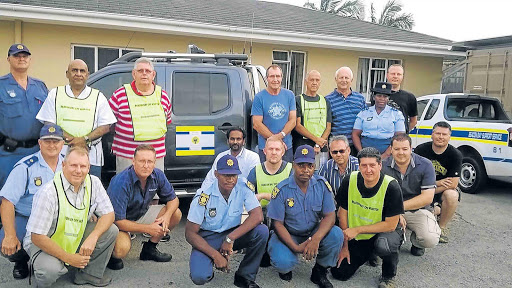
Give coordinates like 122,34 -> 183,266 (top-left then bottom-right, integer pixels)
267,145 -> 342,288
201,128 -> 259,190
414,121 -> 462,243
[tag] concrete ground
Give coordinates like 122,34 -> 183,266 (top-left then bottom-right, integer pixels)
1,180 -> 511,288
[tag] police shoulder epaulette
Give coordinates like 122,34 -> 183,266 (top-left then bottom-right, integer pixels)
23,156 -> 38,167
246,181 -> 255,192
198,192 -> 210,206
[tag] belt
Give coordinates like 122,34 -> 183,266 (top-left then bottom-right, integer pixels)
0,132 -> 38,152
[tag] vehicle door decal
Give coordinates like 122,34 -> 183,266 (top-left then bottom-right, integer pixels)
410,126 -> 509,146
176,126 -> 215,156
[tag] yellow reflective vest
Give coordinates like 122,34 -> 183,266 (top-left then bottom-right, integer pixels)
255,162 -> 292,207
300,94 -> 327,138
55,86 -> 99,137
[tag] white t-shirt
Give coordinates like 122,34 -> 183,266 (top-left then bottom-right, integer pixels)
36,85 -> 117,166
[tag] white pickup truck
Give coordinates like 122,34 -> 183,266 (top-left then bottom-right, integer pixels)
410,93 -> 512,194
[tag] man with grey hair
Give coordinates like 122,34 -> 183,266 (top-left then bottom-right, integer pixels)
325,67 -> 366,154
108,57 -> 172,173
318,135 -> 359,194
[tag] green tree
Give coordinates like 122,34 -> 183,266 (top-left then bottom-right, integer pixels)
303,0 -> 365,20
370,0 -> 414,30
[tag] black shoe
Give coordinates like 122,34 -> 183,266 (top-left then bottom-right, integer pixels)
368,253 -> 380,267
107,256 -> 124,270
234,273 -> 260,288
411,245 -> 425,256
259,251 -> 271,267
279,271 -> 292,282
140,241 -> 172,262
13,261 -> 29,279
160,234 -> 171,242
310,264 -> 333,288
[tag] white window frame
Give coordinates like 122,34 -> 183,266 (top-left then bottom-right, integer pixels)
71,44 -> 144,72
357,57 -> 402,101
272,50 -> 307,95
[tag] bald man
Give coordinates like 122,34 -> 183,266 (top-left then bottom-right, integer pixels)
36,59 -> 116,178
325,67 -> 366,155
293,70 -> 331,168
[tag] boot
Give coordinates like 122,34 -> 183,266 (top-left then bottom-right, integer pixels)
139,241 -> 172,262
310,263 -> 333,288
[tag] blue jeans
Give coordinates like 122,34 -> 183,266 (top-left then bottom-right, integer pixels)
267,226 -> 343,273
0,214 -> 29,262
189,224 -> 269,285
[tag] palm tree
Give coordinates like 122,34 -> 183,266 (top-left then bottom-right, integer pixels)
303,0 -> 365,20
370,0 -> 414,30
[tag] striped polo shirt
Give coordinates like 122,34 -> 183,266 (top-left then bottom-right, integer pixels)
325,89 -> 366,143
318,156 -> 359,195
108,81 -> 172,159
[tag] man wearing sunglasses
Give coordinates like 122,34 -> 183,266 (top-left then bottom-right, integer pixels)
318,135 -> 359,194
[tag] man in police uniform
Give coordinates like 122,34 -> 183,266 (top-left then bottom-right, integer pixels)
37,59 -> 116,178
0,123 -> 64,279
186,155 -> 268,288
330,148 -> 404,288
25,145 -> 118,287
267,145 -> 342,288
293,70 -> 331,168
0,44 -> 48,189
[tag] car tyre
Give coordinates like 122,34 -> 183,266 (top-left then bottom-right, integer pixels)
459,156 -> 487,194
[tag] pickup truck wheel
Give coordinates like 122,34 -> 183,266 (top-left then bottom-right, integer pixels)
459,156 -> 486,194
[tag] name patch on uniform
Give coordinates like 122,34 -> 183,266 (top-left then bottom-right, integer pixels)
246,181 -> 255,192
366,117 -> 373,121
198,193 -> 210,206
7,90 -> 16,98
208,208 -> 217,217
271,187 -> 280,199
34,176 -> 42,187
287,198 -> 295,207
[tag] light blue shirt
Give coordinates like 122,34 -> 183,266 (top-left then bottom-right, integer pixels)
0,151 -> 63,216
187,180 -> 261,233
267,174 -> 336,236
251,88 -> 296,150
353,105 -> 405,139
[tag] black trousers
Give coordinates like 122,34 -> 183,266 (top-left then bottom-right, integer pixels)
331,226 -> 403,280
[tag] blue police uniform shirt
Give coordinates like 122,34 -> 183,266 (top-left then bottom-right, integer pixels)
267,174 -> 336,236
0,151 -> 63,216
107,166 -> 177,221
353,105 -> 405,139
0,73 -> 47,141
187,180 -> 260,233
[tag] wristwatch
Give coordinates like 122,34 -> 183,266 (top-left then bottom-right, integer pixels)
84,135 -> 90,143
315,144 -> 320,148
225,236 -> 233,244
280,131 -> 286,138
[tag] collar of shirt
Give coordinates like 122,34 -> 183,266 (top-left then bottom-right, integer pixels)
36,151 -> 64,171
207,180 -> 235,203
64,84 -> 92,99
287,174 -> 318,195
128,165 -> 157,186
333,160 -> 350,176
130,80 -> 156,96
389,152 -> 418,172
232,147 -> 247,159
7,73 -> 37,87
331,88 -> 354,98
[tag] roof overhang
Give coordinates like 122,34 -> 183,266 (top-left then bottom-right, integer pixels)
0,4 -> 465,58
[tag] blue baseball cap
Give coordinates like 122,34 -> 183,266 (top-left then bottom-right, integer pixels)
294,145 -> 315,164
8,44 -> 31,57
216,155 -> 241,175
40,124 -> 64,140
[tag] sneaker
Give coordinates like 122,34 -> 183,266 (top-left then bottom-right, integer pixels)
74,270 -> 112,287
139,241 -> 172,262
439,227 -> 449,243
410,245 -> 425,256
378,276 -> 397,288
310,264 -> 333,288
278,271 -> 292,282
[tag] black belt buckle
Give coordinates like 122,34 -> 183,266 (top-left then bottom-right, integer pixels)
0,134 -> 5,146
3,138 -> 18,152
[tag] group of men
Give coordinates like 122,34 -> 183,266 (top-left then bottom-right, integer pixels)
0,43 -> 463,288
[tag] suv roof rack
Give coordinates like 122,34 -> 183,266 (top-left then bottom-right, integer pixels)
108,52 -> 248,66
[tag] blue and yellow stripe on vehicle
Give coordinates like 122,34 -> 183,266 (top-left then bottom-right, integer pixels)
410,126 -> 509,146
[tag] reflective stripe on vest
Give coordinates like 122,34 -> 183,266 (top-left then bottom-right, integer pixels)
255,162 -> 292,207
301,95 -> 327,138
348,171 -> 391,241
55,86 -> 99,137
50,172 -> 91,254
124,84 -> 167,141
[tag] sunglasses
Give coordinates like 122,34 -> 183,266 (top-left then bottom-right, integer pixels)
331,149 -> 346,155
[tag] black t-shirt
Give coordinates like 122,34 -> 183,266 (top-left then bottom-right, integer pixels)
336,172 -> 404,221
391,90 -> 417,133
293,94 -> 332,151
414,142 -> 463,181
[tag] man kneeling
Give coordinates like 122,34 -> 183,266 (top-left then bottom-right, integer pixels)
26,146 -> 118,287
186,155 -> 269,288
106,144 -> 181,270
331,148 -> 404,288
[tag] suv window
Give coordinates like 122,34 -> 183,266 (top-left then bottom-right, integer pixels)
417,99 -> 429,119
90,72 -> 133,99
424,99 -> 440,120
446,97 -> 510,121
173,72 -> 230,115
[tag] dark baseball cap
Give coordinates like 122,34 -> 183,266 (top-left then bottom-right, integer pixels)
40,124 -> 64,140
216,155 -> 241,175
371,82 -> 393,96
8,44 -> 31,57
294,145 -> 315,164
